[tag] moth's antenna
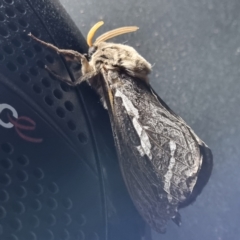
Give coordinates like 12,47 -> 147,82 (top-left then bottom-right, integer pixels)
95,26 -> 139,44
87,21 -> 104,47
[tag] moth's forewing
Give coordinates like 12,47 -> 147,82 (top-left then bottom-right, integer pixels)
100,69 -> 213,233
149,88 -> 213,209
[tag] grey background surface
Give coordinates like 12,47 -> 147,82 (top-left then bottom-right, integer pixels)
58,0 -> 240,239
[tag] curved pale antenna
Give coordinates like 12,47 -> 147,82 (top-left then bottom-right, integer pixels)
94,26 -> 139,44
87,21 -> 104,47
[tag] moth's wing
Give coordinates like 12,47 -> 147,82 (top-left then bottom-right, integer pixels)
150,87 -> 213,209
101,70 -> 213,233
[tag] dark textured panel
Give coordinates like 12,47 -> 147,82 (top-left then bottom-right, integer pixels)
0,0 -> 103,239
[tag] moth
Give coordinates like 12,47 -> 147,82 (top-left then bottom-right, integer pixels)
29,21 -> 213,233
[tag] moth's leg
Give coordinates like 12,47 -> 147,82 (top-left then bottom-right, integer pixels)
45,66 -> 95,86
28,33 -> 94,74
45,66 -> 77,86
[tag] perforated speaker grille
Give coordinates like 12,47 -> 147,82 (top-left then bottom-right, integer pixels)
0,0 -> 104,239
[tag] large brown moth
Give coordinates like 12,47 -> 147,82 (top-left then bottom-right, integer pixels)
29,21 -> 213,233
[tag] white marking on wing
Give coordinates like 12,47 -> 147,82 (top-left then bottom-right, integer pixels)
115,90 -> 152,159
132,118 -> 152,159
164,140 -> 177,202
115,90 -> 139,118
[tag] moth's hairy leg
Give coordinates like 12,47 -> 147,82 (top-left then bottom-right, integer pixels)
44,66 -> 77,86
28,33 -> 94,75
28,33 -> 62,53
45,65 -> 92,86
28,33 -> 96,86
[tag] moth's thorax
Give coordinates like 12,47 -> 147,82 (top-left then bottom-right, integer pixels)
89,42 -> 152,82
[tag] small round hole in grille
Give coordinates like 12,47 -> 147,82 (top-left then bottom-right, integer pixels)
46,197 -> 58,210
19,73 -> 30,83
3,45 -> 14,55
7,22 -> 18,31
4,0 -> 14,4
0,13 -> 5,22
28,215 -> 40,228
61,198 -> 72,210
60,82 -> 70,92
33,44 -> 42,52
45,54 -> 54,64
0,174 -> 11,186
17,155 -> 29,166
44,214 -> 56,226
62,213 -> 72,226
30,199 -> 42,211
47,182 -> 59,194
75,230 -> 85,240
32,84 -> 42,94
31,184 -> 43,195
33,168 -> 44,180
21,32 -> 30,42
44,96 -> 54,106
0,190 -> 9,202
29,67 -> 38,76
64,101 -> 74,111
39,230 -> 54,240
14,186 -> 27,198
41,77 -> 51,87
0,27 -> 9,37
78,132 -> 88,144
24,48 -> 35,58
18,18 -> 28,27
11,38 -> 21,47
56,107 -> 65,118
7,234 -> 18,240
1,142 -> 13,154
16,170 -> 28,182
9,218 -> 22,231
0,54 -> 4,61
0,158 -> 12,169
16,56 -> 26,65
67,120 -> 76,131
6,62 -> 17,72
12,201 -> 25,214
36,60 -> 44,68
15,4 -> 26,14
53,89 -> 63,99
5,7 -> 16,18
0,206 -> 7,219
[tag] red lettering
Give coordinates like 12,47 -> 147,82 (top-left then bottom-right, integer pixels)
8,115 -> 43,143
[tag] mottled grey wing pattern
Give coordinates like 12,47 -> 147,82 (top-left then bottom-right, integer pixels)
101,70 -> 212,233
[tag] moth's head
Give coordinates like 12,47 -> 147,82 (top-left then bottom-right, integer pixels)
88,45 -> 98,59
86,21 -> 139,59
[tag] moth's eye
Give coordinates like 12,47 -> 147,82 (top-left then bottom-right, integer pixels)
88,46 -> 98,58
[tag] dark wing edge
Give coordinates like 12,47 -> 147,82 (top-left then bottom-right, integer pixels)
179,143 -> 213,208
